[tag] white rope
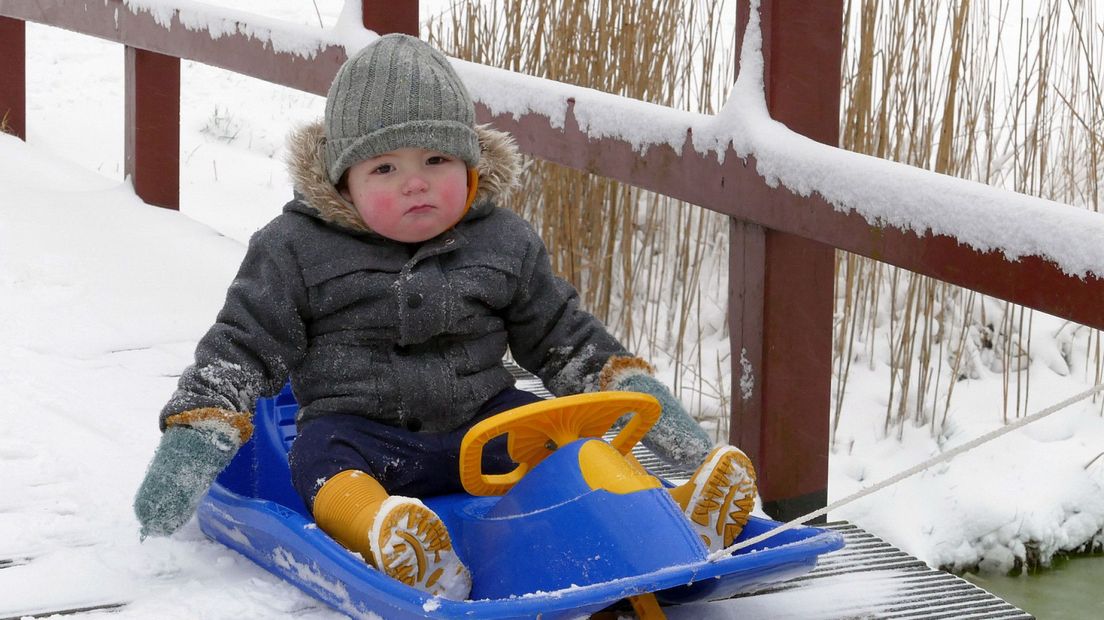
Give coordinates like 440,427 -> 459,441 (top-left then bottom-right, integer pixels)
710,383 -> 1104,561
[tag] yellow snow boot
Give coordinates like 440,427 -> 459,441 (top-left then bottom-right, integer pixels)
312,470 -> 471,600
668,446 -> 757,553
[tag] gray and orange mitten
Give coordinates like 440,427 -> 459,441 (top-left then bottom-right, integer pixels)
599,356 -> 714,469
133,408 -> 253,538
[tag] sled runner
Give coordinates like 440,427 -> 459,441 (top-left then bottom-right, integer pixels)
197,385 -> 843,619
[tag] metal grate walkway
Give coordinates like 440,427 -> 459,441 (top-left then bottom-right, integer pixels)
745,522 -> 1035,619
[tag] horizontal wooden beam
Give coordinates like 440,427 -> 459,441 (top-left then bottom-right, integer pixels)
477,100 -> 1104,333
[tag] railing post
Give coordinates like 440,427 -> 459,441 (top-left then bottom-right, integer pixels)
361,0 -> 418,36
124,47 -> 180,210
730,0 -> 843,521
0,16 -> 26,139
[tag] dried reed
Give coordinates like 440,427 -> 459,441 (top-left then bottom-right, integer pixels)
839,0 -> 1104,438
426,0 -> 1104,442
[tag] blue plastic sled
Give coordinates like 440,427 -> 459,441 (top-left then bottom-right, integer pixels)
197,385 -> 844,619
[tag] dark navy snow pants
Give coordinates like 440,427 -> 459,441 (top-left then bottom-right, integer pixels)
289,387 -> 543,509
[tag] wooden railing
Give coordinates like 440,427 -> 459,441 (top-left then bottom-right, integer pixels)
3,0 -> 1103,521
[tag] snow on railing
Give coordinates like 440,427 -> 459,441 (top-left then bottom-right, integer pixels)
115,0 -> 373,58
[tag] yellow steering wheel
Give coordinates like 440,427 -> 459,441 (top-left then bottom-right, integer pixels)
459,392 -> 661,496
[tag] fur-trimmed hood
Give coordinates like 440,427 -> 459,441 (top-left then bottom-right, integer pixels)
284,121 -> 523,234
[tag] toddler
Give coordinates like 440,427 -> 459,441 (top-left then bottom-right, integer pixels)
134,34 -> 756,600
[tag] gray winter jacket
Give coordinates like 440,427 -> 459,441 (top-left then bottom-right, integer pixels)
160,123 -> 629,433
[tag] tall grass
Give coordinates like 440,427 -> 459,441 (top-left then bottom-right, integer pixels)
426,0 -> 1104,444
837,0 -> 1104,443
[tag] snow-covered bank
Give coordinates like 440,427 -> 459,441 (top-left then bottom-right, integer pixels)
831,356 -> 1104,572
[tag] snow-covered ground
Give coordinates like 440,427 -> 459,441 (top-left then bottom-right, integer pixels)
0,112 -> 899,620
4,0 -> 1104,617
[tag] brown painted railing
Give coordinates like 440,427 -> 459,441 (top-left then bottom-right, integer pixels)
3,0 -> 1102,521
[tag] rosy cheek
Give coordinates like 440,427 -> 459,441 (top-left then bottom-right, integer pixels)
368,191 -> 395,212
438,176 -> 467,208
355,191 -> 395,223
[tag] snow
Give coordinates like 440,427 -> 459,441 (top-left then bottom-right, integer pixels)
737,348 -> 754,402
3,0 -> 1104,617
117,0 -> 375,58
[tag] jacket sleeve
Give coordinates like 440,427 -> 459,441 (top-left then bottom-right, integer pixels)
503,226 -> 629,396
159,225 -> 309,429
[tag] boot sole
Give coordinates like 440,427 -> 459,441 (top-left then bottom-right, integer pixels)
685,446 -> 758,552
370,497 -> 472,600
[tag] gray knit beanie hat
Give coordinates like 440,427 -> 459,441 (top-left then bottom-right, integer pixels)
323,34 -> 480,185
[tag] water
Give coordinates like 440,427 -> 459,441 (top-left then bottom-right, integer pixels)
964,554 -> 1104,619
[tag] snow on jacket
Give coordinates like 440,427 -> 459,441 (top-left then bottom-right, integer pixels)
159,122 -> 630,433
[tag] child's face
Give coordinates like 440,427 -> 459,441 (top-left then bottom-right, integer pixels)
341,148 -> 470,243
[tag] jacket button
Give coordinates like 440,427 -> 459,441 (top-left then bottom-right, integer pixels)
405,418 -> 423,432
406,293 -> 423,309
